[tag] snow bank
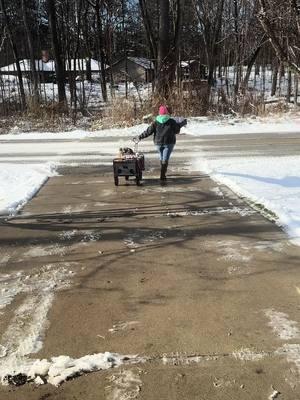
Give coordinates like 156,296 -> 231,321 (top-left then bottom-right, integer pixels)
0,124 -> 148,141
0,163 -> 57,215
1,114 -> 299,141
1,352 -> 142,387
183,115 -> 300,136
194,156 -> 300,245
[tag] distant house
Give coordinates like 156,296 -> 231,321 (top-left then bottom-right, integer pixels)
108,57 -> 155,83
0,59 -> 56,83
0,58 -> 104,83
180,60 -> 207,80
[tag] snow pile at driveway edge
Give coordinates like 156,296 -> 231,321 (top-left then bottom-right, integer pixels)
0,163 -> 57,216
194,157 -> 300,246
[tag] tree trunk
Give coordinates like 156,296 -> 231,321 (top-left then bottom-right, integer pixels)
242,44 -> 262,92
47,0 -> 67,105
271,60 -> 278,96
138,0 -> 157,71
157,0 -> 170,96
21,0 -> 39,104
0,0 -> 26,109
286,68 -> 292,103
95,0 -> 108,102
294,74 -> 299,106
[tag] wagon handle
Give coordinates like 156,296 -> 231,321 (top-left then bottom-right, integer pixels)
134,141 -> 139,154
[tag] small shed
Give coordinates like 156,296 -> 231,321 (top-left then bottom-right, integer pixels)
108,57 -> 155,83
180,60 -> 207,80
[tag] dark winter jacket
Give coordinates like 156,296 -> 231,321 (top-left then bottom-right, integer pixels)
139,115 -> 187,145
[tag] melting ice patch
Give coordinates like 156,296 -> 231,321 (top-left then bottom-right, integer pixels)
0,254 -> 10,266
23,245 -> 66,258
204,239 -> 252,266
62,204 -> 87,214
59,229 -> 78,240
265,309 -> 300,340
124,231 -> 166,248
233,348 -> 267,361
106,369 -> 142,400
0,264 -> 74,385
109,321 -> 140,333
59,229 -> 101,243
276,344 -> 300,372
165,206 -> 255,218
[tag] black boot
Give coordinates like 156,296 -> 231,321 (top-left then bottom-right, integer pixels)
160,161 -> 168,181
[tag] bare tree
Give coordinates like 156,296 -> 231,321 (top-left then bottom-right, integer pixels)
21,0 -> 39,104
0,0 -> 26,109
258,0 -> 300,76
46,0 -> 67,105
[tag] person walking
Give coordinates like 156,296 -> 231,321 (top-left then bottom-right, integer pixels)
133,105 -> 186,181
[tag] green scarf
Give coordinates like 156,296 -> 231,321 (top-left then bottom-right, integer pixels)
156,115 -> 170,124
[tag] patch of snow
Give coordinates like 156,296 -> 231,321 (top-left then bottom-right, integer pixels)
59,230 -> 78,240
62,204 -> 87,214
106,369 -> 142,400
0,264 -> 73,385
276,344 -> 300,372
81,230 -> 102,242
23,245 -> 66,258
269,387 -> 281,400
166,206 -> 254,218
124,231 -> 166,249
233,348 -> 267,361
0,163 -> 57,215
211,187 -> 224,197
194,156 -> 300,245
0,254 -> 10,266
109,321 -> 140,333
183,115 -> 300,136
161,353 -> 218,365
265,309 -> 300,340
1,352 -> 142,387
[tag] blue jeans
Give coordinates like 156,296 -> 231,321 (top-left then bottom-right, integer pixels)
156,144 -> 175,162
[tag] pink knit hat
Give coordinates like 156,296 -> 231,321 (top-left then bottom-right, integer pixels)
159,105 -> 169,115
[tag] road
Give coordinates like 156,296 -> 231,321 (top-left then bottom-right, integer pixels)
1,131 -> 300,165
0,131 -> 300,399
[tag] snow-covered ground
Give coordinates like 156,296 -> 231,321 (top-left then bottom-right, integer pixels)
193,156 -> 300,245
1,65 -> 298,106
0,164 -> 56,215
182,114 -> 300,136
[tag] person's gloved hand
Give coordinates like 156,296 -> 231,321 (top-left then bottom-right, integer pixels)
133,136 -> 140,143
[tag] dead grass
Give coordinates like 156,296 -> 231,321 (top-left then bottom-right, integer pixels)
0,87 -> 298,135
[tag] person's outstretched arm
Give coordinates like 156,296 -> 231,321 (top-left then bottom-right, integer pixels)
173,117 -> 187,129
134,122 -> 156,142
